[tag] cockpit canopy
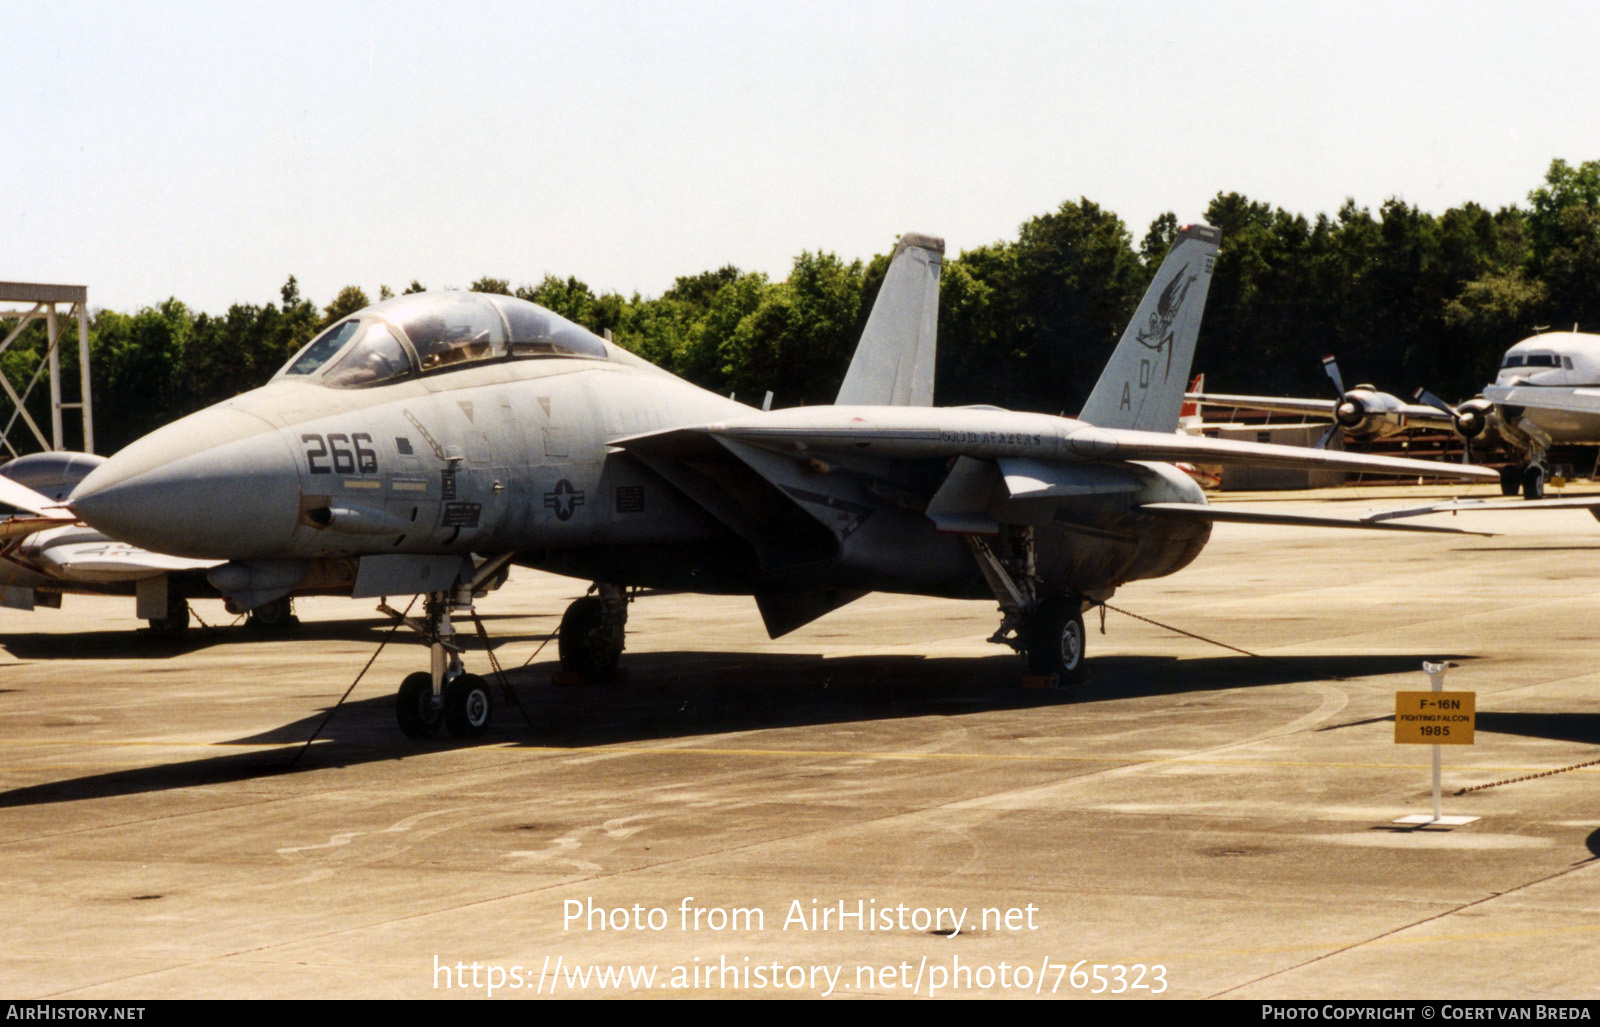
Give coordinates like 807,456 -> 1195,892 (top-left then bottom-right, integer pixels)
276,291 -> 610,387
1500,351 -> 1565,369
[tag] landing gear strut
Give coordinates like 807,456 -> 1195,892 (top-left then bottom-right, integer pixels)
967,529 -> 1093,684
558,583 -> 629,680
390,590 -> 491,739
385,554 -> 516,740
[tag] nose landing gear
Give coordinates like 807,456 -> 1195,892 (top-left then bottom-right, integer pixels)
384,554 -> 515,740
388,590 -> 494,739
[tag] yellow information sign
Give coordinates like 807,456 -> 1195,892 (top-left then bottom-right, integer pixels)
1394,691 -> 1475,745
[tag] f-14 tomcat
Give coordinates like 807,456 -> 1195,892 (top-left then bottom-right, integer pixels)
67,226 -> 1499,739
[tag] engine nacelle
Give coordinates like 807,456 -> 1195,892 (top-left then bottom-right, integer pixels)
1452,398 -> 1495,440
1334,387 -> 1408,439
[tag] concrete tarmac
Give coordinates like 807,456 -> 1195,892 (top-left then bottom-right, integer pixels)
2,484 -> 1599,1000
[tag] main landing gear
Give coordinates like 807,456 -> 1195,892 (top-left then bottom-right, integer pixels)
385,554 -> 515,740
1500,462 -> 1547,500
967,528 -> 1095,684
557,583 -> 629,680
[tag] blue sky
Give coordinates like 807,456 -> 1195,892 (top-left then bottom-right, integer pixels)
8,1 -> 1600,313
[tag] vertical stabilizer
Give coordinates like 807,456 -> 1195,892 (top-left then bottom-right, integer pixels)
835,233 -> 943,406
1078,224 -> 1221,432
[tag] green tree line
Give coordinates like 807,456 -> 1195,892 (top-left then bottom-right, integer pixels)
6,158 -> 1600,456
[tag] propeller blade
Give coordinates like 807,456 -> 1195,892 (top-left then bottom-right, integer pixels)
1315,423 -> 1340,450
1413,387 -> 1456,417
1321,355 -> 1346,396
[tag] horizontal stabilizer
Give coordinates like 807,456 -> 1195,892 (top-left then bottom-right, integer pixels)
1140,502 -> 1492,536
1363,494 -> 1600,523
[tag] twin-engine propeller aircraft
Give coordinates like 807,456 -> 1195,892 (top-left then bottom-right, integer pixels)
1186,355 -> 1461,450
66,226 -> 1500,740
1190,331 -> 1600,500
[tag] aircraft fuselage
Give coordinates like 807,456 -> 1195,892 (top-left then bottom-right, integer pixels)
70,342 -> 1212,606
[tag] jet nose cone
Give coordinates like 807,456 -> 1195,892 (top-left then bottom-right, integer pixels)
70,414 -> 302,559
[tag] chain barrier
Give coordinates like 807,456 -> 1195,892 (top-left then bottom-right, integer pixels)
471,609 -> 541,732
1454,756 -> 1600,795
1099,601 -> 1348,682
285,595 -> 417,769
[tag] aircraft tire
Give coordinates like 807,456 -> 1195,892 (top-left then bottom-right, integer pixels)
1499,466 -> 1520,497
558,596 -> 620,680
1025,597 -> 1086,684
1522,464 -> 1545,501
147,596 -> 190,636
247,597 -> 297,631
444,673 -> 494,738
397,672 -> 443,739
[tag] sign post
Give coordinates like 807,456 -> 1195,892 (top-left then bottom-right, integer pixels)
1393,661 -> 1479,827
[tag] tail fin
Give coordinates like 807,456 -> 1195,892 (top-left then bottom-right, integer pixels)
835,232 -> 943,406
1077,224 -> 1221,432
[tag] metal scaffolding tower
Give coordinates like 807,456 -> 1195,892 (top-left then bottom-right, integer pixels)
0,282 -> 94,457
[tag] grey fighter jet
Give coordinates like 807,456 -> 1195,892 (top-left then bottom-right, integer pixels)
67,227 -> 1499,739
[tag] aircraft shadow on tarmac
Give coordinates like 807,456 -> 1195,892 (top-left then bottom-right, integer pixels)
1474,711 -> 1600,746
0,613 -> 550,661
1318,706 -> 1600,747
1451,545 -> 1600,553
0,649 -> 1451,809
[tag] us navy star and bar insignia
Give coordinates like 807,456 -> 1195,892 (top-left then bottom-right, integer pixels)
544,479 -> 586,521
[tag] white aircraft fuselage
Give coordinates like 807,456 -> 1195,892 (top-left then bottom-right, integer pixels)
1486,331 -> 1600,446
